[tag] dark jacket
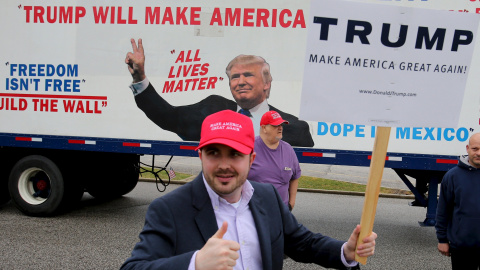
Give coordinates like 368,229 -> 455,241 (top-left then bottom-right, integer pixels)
135,83 -> 314,147
121,174 -> 353,270
436,155 -> 480,249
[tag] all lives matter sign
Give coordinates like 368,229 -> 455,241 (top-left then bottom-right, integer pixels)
300,0 -> 480,128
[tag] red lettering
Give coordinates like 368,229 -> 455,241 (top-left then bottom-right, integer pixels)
200,63 -> 209,76
34,6 -> 45,23
47,6 -> 57,23
175,50 -> 201,63
190,64 -> 200,76
272,9 -> 277,27
24,6 -> 85,24
243,8 -> 254,27
76,100 -> 85,113
60,6 -> 73,23
207,77 -> 218,89
117,7 -> 126,24
162,7 -> 174,24
279,9 -> 292,28
63,100 -> 75,112
75,6 -> 86,23
226,8 -> 241,26
174,81 -> 184,92
257,9 -> 269,27
24,6 -> 33,23
176,7 -> 188,24
128,7 -> 138,24
145,7 -> 160,24
95,101 -> 102,114
163,81 -> 175,93
198,77 -> 208,90
85,101 -> 93,113
210,8 -> 223,26
209,8 -> 305,28
93,6 -> 109,23
51,99 -> 58,112
111,7 -> 137,24
162,77 -> 217,92
293,10 -> 306,28
191,7 -> 201,25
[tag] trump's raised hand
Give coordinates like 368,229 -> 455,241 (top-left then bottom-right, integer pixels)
125,38 -> 146,83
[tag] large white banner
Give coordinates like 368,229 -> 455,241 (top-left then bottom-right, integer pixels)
1,0 -> 480,155
300,0 -> 480,128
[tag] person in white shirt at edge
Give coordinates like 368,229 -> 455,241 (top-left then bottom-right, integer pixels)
121,110 -> 377,270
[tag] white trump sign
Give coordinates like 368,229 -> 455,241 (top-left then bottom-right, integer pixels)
300,0 -> 480,128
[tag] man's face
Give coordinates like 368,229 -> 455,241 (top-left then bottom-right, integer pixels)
263,124 -> 283,143
466,134 -> 480,168
229,63 -> 270,110
199,144 -> 256,203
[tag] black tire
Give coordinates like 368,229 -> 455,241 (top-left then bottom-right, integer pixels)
62,170 -> 85,207
0,155 -> 12,206
86,162 -> 139,199
8,155 -> 65,216
0,170 -> 11,206
0,184 -> 10,206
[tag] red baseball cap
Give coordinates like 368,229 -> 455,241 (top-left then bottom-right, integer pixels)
260,110 -> 289,126
195,110 -> 255,154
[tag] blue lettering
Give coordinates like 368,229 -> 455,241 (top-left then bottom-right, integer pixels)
38,64 -> 45,76
396,127 -> 410,139
7,78 -> 29,90
19,64 -> 27,76
9,64 -> 18,76
343,124 -> 354,136
423,127 -> 435,140
456,128 -> 468,142
28,64 -> 36,76
356,125 -> 365,137
47,65 -> 56,76
331,123 -> 341,136
444,128 -> 454,141
57,65 -> 66,77
72,80 -> 80,92
412,127 -> 422,140
317,122 -> 328,135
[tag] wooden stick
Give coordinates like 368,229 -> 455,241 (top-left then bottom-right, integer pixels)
355,126 -> 391,265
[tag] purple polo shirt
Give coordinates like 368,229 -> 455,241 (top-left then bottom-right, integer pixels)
248,136 -> 301,205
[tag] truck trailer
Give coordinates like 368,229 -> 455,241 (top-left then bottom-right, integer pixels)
1,0 -> 479,221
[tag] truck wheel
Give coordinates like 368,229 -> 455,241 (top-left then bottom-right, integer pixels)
8,155 -> 65,216
86,154 -> 139,199
0,160 -> 11,206
0,186 -> 10,206
87,167 -> 138,199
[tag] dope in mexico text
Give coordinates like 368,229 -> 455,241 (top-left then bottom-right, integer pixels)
317,122 -> 470,142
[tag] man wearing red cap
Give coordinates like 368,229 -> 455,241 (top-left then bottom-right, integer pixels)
122,110 -> 376,270
248,110 -> 301,211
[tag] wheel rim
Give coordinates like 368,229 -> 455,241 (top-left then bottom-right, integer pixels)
18,168 -> 51,205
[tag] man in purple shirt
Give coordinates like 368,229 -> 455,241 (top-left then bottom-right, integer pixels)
121,110 -> 377,270
248,110 -> 301,210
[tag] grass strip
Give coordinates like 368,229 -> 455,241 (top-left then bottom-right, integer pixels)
139,168 -> 411,195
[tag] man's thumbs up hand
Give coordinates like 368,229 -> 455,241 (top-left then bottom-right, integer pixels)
196,221 -> 241,270
212,221 -> 229,239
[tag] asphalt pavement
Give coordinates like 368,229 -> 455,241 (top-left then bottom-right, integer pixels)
0,181 -> 449,269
